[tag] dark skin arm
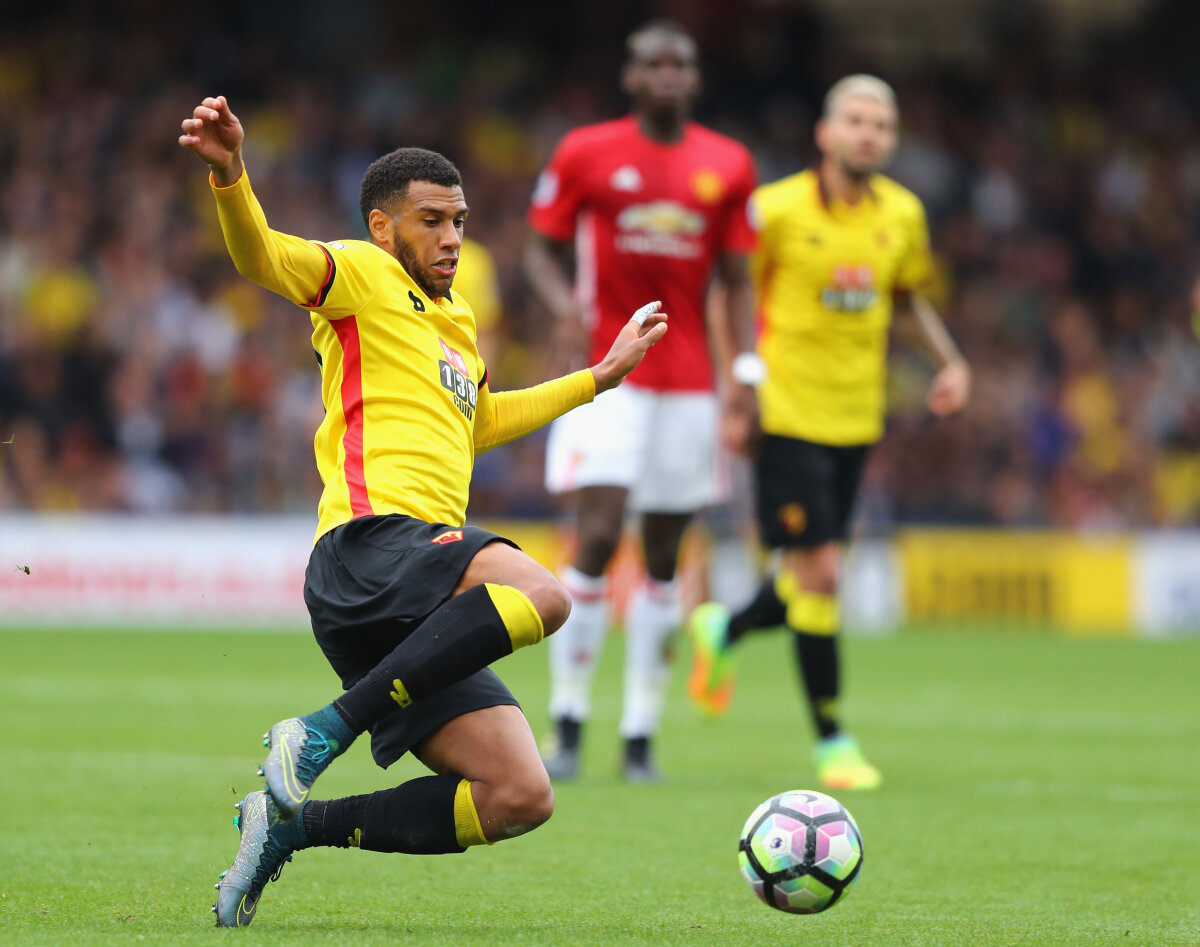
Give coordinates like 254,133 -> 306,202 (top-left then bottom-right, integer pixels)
523,231 -> 590,374
708,251 -> 758,455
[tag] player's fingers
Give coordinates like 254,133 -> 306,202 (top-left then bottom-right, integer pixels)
629,300 -> 662,327
638,312 -> 668,334
641,323 -> 668,346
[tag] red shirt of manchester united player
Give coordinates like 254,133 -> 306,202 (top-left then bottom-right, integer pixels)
527,115 -> 757,392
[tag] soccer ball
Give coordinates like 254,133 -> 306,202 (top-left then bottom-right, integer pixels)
737,789 -> 863,914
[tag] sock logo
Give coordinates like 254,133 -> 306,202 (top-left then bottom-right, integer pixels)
431,529 -> 463,545
348,827 -> 362,848
390,679 -> 413,708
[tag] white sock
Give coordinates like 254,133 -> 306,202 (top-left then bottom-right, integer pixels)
619,577 -> 680,739
548,566 -> 609,722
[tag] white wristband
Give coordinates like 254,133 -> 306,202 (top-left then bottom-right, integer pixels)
731,351 -> 766,386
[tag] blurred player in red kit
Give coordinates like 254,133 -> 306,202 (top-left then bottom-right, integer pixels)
525,20 -> 757,780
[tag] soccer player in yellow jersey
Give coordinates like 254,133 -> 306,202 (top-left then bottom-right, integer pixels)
688,75 -> 971,791
179,95 -> 667,928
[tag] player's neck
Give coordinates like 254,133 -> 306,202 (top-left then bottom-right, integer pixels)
819,159 -> 871,206
636,112 -> 687,145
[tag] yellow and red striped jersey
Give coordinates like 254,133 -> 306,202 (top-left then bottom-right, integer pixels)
212,172 -> 594,542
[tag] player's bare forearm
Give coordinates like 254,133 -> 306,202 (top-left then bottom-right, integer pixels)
709,252 -> 754,392
900,292 -> 964,369
523,233 -> 578,323
898,292 -> 972,415
590,302 -> 669,393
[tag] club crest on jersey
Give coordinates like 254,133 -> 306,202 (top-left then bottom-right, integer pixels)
610,165 -> 644,193
437,338 -> 477,420
431,529 -> 464,545
438,337 -> 469,375
689,168 -> 726,204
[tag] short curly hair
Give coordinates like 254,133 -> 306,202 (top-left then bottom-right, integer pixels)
358,147 -> 463,228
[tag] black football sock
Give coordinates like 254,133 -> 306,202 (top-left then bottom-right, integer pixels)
554,716 -> 582,753
334,585 -> 511,732
303,774 -> 466,854
792,631 -> 841,739
727,576 -> 788,645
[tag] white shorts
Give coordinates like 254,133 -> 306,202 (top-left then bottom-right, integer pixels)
544,384 -> 727,513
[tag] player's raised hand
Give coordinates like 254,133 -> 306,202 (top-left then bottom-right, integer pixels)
589,301 -> 669,393
178,96 -> 245,186
926,358 -> 971,416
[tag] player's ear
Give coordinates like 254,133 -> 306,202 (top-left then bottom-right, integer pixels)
368,209 -> 393,250
814,117 -> 829,152
619,62 -> 637,97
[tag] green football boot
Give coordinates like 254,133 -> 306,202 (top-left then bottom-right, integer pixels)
686,602 -> 736,717
815,733 -> 882,791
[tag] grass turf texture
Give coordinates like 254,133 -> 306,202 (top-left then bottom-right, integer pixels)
1,626 -> 1197,945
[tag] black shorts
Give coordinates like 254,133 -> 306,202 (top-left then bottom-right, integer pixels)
303,514 -> 521,769
754,435 -> 871,550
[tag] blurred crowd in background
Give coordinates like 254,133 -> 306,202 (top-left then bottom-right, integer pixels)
1,0 -> 1199,531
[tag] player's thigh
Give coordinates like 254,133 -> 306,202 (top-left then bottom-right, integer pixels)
454,539 -> 571,632
832,444 -> 871,531
754,435 -> 843,549
416,704 -> 549,795
544,384 -> 650,494
631,390 -> 725,513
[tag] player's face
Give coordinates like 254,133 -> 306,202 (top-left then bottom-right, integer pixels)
818,95 -> 898,179
390,181 -> 468,300
622,35 -> 700,120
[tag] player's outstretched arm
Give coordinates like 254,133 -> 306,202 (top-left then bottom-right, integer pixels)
179,96 -> 340,307
473,303 -> 668,453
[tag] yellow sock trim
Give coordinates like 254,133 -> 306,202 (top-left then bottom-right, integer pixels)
774,572 -> 838,635
453,778 -> 492,847
389,678 -> 412,708
485,583 -> 544,650
788,591 -> 839,635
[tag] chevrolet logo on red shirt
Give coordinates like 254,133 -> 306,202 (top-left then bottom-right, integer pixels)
431,530 -> 464,545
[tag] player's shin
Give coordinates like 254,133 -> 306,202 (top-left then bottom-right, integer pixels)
545,567 -> 609,775
775,570 -> 841,737
619,577 -> 680,779
303,775 -> 483,854
727,574 -> 789,644
335,583 -> 543,731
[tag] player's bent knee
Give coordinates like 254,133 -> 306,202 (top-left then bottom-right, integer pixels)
529,577 -> 572,636
491,775 -> 555,839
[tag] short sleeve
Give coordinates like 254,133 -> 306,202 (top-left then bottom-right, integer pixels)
718,149 -> 759,255
748,185 -> 777,289
894,199 -> 934,293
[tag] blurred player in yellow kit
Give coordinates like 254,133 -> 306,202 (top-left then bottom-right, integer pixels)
688,75 -> 971,790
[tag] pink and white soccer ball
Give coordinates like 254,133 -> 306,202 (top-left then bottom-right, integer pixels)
737,789 -> 864,914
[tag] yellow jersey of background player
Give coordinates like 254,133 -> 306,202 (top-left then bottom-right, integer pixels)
752,167 -> 933,446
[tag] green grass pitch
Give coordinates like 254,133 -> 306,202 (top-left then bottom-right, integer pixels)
1,625 -> 1197,945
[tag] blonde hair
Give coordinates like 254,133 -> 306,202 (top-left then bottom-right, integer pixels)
823,74 -> 897,117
